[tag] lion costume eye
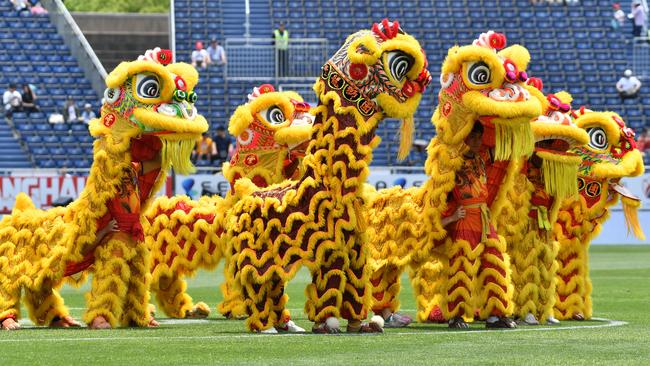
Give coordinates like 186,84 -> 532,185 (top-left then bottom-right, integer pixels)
587,127 -> 608,150
466,61 -> 491,85
261,106 -> 285,125
386,51 -> 413,82
135,74 -> 161,99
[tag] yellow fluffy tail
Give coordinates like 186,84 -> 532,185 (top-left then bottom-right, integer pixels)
621,196 -> 645,240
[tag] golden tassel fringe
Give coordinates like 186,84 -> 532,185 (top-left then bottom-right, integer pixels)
621,196 -> 645,240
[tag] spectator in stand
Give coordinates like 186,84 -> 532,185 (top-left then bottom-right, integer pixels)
10,0 -> 31,14
81,103 -> 96,124
273,22 -> 289,77
191,41 -> 211,70
63,96 -> 80,123
207,38 -> 227,66
3,83 -> 23,118
616,69 -> 642,101
213,126 -> 232,165
629,1 -> 647,39
612,3 -> 626,30
193,132 -> 214,163
20,84 -> 39,114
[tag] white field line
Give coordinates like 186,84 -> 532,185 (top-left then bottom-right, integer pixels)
0,317 -> 627,343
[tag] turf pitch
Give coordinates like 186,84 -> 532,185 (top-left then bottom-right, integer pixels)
1,244 -> 649,365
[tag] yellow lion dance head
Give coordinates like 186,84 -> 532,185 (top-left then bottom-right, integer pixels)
90,47 -> 209,175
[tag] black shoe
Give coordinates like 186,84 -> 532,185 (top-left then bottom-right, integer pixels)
448,317 -> 469,329
486,316 -> 517,329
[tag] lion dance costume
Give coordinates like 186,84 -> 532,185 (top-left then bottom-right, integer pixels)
0,48 -> 207,329
223,19 -> 431,333
553,109 -> 645,320
145,85 -> 314,320
495,92 -> 589,325
367,31 -> 547,327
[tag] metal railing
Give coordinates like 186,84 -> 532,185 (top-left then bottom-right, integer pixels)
40,0 -> 107,96
632,37 -> 650,80
225,38 -> 328,81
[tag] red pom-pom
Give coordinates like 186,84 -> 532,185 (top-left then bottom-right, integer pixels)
349,63 -> 368,80
489,32 -> 506,50
527,77 -> 543,91
157,49 -> 173,65
258,84 -> 275,94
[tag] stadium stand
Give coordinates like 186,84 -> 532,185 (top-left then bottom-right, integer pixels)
1,0 -> 646,169
1,0 -> 100,169
174,0 -> 649,166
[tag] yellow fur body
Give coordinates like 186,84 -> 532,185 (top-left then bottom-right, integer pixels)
223,24 -> 430,331
367,33 -> 546,323
145,89 -> 313,319
0,52 -> 207,328
553,110 -> 645,320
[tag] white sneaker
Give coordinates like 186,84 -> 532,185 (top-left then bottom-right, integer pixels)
279,320 -> 305,333
260,327 -> 278,334
545,316 -> 560,325
523,313 -> 540,325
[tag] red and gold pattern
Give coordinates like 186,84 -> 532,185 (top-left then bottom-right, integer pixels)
367,31 -> 546,324
0,49 -> 207,329
553,109 -> 645,320
145,86 -> 314,319
223,20 -> 429,332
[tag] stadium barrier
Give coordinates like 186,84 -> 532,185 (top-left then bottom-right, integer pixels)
225,38 -> 328,81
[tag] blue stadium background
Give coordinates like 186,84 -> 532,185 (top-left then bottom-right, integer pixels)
1,0 -> 649,170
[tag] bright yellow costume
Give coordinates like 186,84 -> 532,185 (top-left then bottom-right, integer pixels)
145,85 -> 314,319
0,48 -> 207,329
367,31 -> 545,325
224,19 -> 431,332
495,92 -> 589,324
553,108 -> 645,320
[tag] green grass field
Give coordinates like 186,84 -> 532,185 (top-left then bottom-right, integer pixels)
2,245 -> 650,365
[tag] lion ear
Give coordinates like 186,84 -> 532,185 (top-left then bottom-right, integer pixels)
497,44 -> 530,71
554,91 -> 573,104
228,105 -> 253,137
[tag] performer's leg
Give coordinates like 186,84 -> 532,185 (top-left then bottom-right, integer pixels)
438,239 -> 480,325
217,258 -> 247,319
83,237 -> 130,328
476,236 -> 515,325
341,238 -> 378,332
509,231 -> 539,321
152,274 -> 195,319
370,264 -> 402,316
0,281 -> 22,329
23,278 -> 73,326
120,241 -> 153,327
554,238 -> 587,320
242,273 -> 284,332
537,239 -> 559,323
304,248 -> 345,327
409,260 -> 444,323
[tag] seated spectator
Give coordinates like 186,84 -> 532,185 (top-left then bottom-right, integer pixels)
193,132 -> 214,163
213,126 -> 232,165
3,83 -> 23,118
80,103 -> 96,124
21,84 -> 39,114
63,96 -> 81,123
207,38 -> 227,66
616,70 -> 642,101
612,3 -> 626,30
191,41 -> 211,69
11,0 -> 31,14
